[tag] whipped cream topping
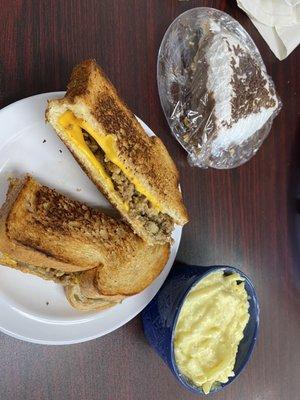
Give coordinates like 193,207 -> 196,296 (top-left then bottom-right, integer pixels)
205,30 -> 279,155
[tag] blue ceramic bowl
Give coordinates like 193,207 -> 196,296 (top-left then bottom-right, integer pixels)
142,263 -> 260,395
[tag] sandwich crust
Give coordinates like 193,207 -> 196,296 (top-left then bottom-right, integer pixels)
46,60 -> 188,244
95,242 -> 170,295
64,267 -> 127,311
0,177 -> 88,273
0,176 -> 170,297
65,284 -> 120,312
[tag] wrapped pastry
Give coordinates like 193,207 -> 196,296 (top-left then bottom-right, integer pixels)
158,8 -> 281,169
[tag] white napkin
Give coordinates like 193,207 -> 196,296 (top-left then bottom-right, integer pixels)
237,0 -> 300,59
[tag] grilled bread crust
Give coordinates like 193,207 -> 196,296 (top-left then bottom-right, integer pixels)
0,176 -> 170,297
65,268 -> 126,311
0,177 -> 87,273
65,284 -> 120,312
46,59 -> 188,244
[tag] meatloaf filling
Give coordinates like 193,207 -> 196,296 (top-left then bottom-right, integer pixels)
10,259 -> 76,285
83,132 -> 174,241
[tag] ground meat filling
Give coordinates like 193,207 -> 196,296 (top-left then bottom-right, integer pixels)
17,261 -> 75,285
83,132 -> 174,240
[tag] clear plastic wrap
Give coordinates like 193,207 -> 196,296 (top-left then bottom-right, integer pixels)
157,8 -> 282,169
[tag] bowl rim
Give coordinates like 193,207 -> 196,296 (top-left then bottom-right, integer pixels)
169,265 -> 260,395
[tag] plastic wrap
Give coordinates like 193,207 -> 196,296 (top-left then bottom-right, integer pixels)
157,8 -> 282,169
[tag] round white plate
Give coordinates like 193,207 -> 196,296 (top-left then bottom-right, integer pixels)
0,92 -> 182,345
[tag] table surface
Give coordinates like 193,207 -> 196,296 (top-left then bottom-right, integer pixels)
0,1 -> 299,399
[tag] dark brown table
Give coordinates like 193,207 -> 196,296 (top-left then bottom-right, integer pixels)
0,1 -> 299,399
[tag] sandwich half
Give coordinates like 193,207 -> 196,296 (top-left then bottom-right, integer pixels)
46,59 -> 188,244
66,236 -> 170,310
0,176 -> 170,310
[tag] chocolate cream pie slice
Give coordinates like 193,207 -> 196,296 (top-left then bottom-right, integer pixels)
163,17 -> 281,169
201,24 -> 280,164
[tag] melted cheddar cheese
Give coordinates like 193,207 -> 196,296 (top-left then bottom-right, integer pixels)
174,271 -> 250,394
58,111 -> 161,211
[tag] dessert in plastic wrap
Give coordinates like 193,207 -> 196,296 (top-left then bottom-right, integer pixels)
157,8 -> 282,169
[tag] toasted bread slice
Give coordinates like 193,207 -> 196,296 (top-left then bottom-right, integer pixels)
1,176 -> 134,272
65,234 -> 169,306
65,234 -> 170,309
94,240 -> 170,295
0,177 -> 88,273
0,176 -> 170,298
65,241 -> 169,308
46,59 -> 188,244
73,268 -> 126,301
65,284 -> 120,312
65,268 -> 126,311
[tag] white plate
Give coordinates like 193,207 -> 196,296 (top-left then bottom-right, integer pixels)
0,92 -> 182,345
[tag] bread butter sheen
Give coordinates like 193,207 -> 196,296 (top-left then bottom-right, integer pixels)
173,271 -> 250,394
